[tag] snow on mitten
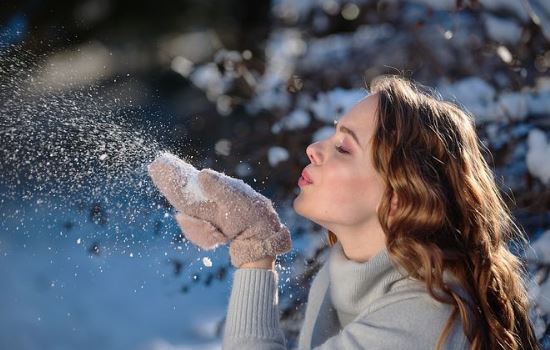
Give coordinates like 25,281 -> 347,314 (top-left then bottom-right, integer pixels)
148,152 -> 292,268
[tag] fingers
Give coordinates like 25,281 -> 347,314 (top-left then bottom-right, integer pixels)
148,153 -> 195,211
174,212 -> 230,250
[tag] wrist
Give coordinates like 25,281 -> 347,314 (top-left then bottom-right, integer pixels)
239,256 -> 275,270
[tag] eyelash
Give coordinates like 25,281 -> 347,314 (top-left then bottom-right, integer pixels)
335,145 -> 349,154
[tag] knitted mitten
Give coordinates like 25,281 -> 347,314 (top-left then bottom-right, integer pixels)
148,152 -> 292,268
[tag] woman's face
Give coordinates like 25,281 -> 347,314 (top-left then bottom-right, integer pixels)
293,93 -> 388,232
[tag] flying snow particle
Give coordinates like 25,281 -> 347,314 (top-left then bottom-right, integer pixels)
202,257 -> 212,267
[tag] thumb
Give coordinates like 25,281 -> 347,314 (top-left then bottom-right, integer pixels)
174,212 -> 229,250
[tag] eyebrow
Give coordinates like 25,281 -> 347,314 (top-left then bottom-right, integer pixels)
335,121 -> 362,149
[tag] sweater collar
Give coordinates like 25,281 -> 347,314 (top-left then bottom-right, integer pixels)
328,240 -> 408,326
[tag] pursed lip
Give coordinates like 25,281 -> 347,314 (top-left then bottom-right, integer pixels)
301,169 -> 313,184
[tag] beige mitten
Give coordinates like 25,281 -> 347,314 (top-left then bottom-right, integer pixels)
148,152 -> 292,268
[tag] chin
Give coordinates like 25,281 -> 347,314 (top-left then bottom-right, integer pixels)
292,197 -> 310,219
292,197 -> 303,215
292,193 -> 301,206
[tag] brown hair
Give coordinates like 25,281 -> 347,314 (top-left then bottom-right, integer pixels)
327,75 -> 540,349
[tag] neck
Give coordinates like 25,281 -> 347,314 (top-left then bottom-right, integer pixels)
329,219 -> 387,263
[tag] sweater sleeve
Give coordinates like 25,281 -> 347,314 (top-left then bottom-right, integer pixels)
222,268 -> 288,350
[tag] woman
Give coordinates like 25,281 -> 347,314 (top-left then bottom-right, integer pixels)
148,75 -> 541,349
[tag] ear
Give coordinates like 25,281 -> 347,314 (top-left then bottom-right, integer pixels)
388,192 -> 398,217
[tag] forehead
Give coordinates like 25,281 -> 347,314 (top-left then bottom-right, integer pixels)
339,93 -> 379,140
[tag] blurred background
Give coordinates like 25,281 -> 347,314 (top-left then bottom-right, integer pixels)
0,0 -> 549,349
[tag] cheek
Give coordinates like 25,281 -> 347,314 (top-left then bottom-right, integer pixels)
330,172 -> 385,212
360,173 -> 386,202
359,170 -> 384,191
318,172 -> 372,213
326,169 -> 369,197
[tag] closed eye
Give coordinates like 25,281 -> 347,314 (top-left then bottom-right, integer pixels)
335,145 -> 349,154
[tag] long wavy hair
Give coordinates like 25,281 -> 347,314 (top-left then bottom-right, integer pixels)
327,75 -> 540,349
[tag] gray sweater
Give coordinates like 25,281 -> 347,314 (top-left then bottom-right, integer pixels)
222,241 -> 472,349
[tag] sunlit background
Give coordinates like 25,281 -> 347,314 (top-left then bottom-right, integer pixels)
1,0 -> 549,349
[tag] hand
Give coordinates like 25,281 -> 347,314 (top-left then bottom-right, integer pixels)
148,153 -> 292,268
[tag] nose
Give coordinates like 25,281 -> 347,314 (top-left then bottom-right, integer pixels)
306,142 -> 321,164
